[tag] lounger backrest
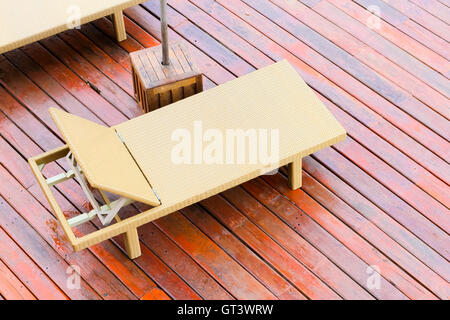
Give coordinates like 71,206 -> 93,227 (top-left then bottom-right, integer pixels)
49,108 -> 160,206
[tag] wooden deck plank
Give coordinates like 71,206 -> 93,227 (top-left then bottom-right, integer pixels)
332,136 -> 450,230
378,0 -> 450,41
140,287 -> 172,300
23,35 -> 260,300
354,0 -> 450,59
179,0 -> 450,206
0,38 -> 236,302
220,187 -> 410,299
0,98 -> 173,300
438,0 -> 450,8
97,15 -> 160,52
168,0 -> 273,69
0,192 -> 93,300
0,0 -> 448,300
316,93 -> 450,208
131,214 -> 234,300
308,150 -> 450,260
0,256 -> 37,300
0,90 -> 201,300
84,18 -> 216,92
20,43 -> 127,126
327,0 -> 450,78
181,205 -> 307,300
0,226 -> 67,300
311,0 -> 450,98
299,157 -> 450,283
38,35 -> 140,119
142,1 -> 256,77
58,29 -> 134,96
113,231 -> 202,300
186,0 -> 450,185
173,0 -> 450,230
409,0 -> 450,24
0,148 -> 136,300
125,6 -> 236,84
139,0 -> 448,298
127,2 -> 450,298
153,212 -> 278,300
239,0 -> 450,142
270,0 -> 450,119
242,178 -> 436,299
264,173 -> 450,299
79,23 -> 134,72
0,136 -> 191,300
192,0 -> 449,167
4,49 -> 116,127
201,195 -> 373,299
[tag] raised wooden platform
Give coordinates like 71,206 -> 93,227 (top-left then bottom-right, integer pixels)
0,0 -> 449,300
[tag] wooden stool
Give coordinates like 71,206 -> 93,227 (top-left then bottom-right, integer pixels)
130,42 -> 203,113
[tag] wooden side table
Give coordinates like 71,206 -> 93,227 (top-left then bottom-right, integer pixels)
130,42 -> 203,113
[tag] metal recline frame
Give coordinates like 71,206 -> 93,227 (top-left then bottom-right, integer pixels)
28,145 -> 143,259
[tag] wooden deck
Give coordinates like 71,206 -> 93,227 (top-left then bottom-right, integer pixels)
0,0 -> 449,300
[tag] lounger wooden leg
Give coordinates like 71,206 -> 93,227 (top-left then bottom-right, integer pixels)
124,228 -> 141,259
112,11 -> 126,42
288,158 -> 302,190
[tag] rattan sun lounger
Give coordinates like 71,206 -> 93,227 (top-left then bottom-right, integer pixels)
0,0 -> 146,54
29,60 -> 346,259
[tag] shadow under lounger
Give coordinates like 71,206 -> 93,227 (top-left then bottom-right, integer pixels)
28,60 -> 346,259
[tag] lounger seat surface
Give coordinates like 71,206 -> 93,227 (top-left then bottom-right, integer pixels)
0,0 -> 144,54
50,60 -> 345,212
37,60 -> 346,257
115,60 -> 346,208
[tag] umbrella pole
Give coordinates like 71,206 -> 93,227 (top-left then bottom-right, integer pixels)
160,0 -> 170,65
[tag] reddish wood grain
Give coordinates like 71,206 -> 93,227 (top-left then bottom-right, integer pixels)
0,161 -> 136,299
143,1 -> 256,77
298,157 -> 450,283
271,0 -> 450,119
243,177 -> 436,299
239,0 -> 449,141
38,35 -> 140,119
0,101 -> 199,300
380,0 -> 450,41
0,0 -> 448,301
409,0 -> 450,24
181,205 -> 307,300
306,152 -> 450,260
264,173 -> 450,299
153,212 -> 277,300
311,0 -> 450,98
0,226 -> 68,300
125,206 -> 234,300
328,0 -> 450,78
0,202 -> 75,300
58,29 -> 134,96
141,288 -> 171,300
188,0 -> 450,183
316,93 -> 450,208
221,187 -> 409,299
204,0 -> 449,163
0,256 -> 36,300
201,195 -> 369,299
354,0 -> 450,59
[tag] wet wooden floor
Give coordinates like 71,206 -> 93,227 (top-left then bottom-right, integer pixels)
0,0 -> 449,300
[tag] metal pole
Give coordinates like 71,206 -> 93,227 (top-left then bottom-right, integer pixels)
160,0 -> 170,65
